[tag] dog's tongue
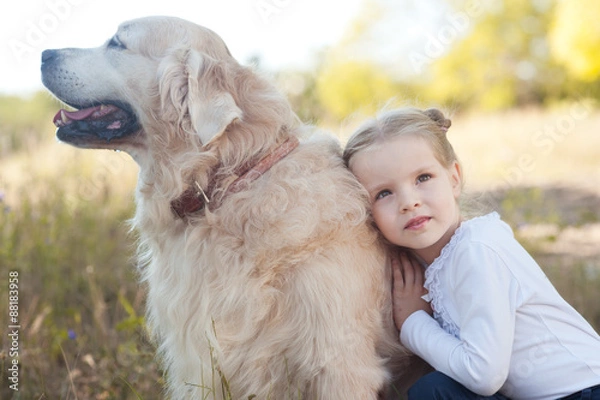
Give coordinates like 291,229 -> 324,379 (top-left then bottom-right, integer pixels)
53,105 -> 119,127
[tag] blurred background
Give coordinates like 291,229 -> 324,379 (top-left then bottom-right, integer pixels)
1,0 -> 599,398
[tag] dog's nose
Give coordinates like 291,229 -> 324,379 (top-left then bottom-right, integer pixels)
41,49 -> 58,65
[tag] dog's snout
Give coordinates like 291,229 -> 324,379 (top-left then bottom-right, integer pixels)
41,49 -> 58,65
41,49 -> 60,88
41,49 -> 70,94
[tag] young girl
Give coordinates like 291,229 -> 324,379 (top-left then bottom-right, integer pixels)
343,108 -> 600,400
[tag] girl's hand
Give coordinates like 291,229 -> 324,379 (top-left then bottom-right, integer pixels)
391,252 -> 433,332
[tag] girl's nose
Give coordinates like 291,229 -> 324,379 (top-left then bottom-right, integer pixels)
398,189 -> 420,213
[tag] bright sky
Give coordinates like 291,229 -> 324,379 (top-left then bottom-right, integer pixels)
0,0 -> 365,95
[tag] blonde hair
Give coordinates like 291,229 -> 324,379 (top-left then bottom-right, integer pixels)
342,107 -> 486,220
343,107 -> 458,170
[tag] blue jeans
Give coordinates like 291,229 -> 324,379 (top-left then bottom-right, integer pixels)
560,384 -> 600,400
407,371 -> 509,400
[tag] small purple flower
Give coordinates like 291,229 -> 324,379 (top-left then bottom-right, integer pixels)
68,329 -> 77,340
0,191 -> 4,202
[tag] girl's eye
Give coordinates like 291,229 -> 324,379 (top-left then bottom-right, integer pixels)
375,190 -> 392,200
417,174 -> 431,184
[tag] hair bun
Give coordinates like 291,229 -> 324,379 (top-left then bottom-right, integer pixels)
424,108 -> 451,132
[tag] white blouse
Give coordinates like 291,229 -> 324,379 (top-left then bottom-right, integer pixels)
400,213 -> 600,400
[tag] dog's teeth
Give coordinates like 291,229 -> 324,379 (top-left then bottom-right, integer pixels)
61,110 -> 69,124
100,105 -> 106,111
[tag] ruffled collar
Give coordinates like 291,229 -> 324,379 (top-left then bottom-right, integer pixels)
422,212 -> 500,338
426,212 -> 500,271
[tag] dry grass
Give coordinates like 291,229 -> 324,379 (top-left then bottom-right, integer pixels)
0,140 -> 139,207
1,106 -> 599,399
449,103 -> 600,194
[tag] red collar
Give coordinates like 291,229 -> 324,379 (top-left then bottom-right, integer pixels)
170,136 -> 299,219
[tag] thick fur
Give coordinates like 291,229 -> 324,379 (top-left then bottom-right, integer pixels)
42,16 -> 424,399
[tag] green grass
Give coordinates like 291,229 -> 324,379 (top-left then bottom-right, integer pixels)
1,106 -> 599,399
0,172 -> 162,399
2,159 -> 599,399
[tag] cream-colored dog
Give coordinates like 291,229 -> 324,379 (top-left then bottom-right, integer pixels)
42,16 -> 423,399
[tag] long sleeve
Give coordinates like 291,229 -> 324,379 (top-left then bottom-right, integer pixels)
400,242 -> 521,395
401,213 -> 600,400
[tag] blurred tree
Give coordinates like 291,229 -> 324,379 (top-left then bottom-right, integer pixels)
549,0 -> 600,82
275,0 -> 600,120
311,0 -> 579,117
316,59 -> 400,121
276,68 -> 325,124
312,0 -> 407,121
424,0 -> 568,110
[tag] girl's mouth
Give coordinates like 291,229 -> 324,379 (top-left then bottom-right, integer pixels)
404,216 -> 431,230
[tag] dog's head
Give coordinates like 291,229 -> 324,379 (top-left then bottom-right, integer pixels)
41,16 -> 293,166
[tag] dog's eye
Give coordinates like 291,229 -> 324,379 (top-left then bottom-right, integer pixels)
108,36 -> 126,50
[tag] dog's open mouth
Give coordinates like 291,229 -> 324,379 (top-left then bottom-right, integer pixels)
52,102 -> 140,146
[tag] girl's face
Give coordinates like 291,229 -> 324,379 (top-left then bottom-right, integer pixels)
350,134 -> 462,264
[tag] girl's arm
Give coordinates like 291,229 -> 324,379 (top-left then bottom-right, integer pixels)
397,243 -> 520,396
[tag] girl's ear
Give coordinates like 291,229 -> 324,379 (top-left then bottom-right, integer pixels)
450,161 -> 462,198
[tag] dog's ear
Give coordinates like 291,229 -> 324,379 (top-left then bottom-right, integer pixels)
185,50 -> 242,145
159,49 -> 242,146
